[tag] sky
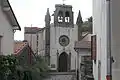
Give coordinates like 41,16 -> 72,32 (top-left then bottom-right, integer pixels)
9,0 -> 92,40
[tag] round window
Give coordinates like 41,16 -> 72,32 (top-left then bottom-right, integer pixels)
59,35 -> 70,47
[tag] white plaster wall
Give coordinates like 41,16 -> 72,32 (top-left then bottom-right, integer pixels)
111,0 -> 120,79
0,6 -> 14,55
50,24 -> 78,70
93,0 -> 107,80
24,34 -> 37,53
38,30 -> 45,56
79,50 -> 91,56
93,0 -> 120,80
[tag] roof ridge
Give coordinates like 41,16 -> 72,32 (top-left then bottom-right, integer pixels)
14,42 -> 28,55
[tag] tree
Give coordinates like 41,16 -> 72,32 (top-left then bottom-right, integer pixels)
30,56 -> 50,80
88,16 -> 93,33
0,54 -> 49,80
0,55 -> 19,80
82,16 -> 93,33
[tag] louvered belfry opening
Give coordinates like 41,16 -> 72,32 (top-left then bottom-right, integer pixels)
58,11 -> 63,22
65,11 -> 70,22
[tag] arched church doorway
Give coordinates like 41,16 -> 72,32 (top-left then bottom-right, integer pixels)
58,52 -> 68,72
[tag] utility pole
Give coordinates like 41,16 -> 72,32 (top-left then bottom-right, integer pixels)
106,0 -> 112,80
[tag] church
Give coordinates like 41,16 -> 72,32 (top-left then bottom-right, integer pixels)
24,4 -> 83,72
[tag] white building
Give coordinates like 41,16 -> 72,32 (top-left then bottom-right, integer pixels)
0,0 -> 21,55
93,0 -> 120,80
24,4 -> 84,72
24,27 -> 41,54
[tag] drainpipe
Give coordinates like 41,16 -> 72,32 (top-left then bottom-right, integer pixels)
106,0 -> 112,80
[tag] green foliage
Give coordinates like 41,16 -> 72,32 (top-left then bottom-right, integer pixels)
81,16 -> 93,33
0,55 -> 18,80
0,54 -> 49,80
29,56 -> 50,80
80,56 -> 93,80
88,16 -> 93,22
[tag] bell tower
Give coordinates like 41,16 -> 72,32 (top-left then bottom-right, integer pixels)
54,4 -> 74,27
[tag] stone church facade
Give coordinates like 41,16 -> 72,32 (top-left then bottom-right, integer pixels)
24,4 -> 83,72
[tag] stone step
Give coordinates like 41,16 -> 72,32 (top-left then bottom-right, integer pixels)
44,72 -> 76,80
48,72 -> 76,75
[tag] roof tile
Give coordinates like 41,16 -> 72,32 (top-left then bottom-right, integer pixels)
24,27 -> 41,34
14,41 -> 28,55
75,34 -> 92,49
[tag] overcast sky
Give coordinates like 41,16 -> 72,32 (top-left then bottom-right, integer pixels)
9,0 -> 92,40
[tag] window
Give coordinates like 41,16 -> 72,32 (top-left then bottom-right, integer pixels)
58,16 -> 63,22
58,11 -> 63,22
65,11 -> 70,22
91,35 -> 97,62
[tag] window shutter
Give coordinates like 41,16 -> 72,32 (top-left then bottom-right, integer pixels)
91,35 -> 97,61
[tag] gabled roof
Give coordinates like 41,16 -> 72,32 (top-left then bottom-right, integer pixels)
1,0 -> 21,30
14,41 -> 28,55
14,40 -> 36,65
74,34 -> 92,49
75,41 -> 91,49
24,27 -> 42,34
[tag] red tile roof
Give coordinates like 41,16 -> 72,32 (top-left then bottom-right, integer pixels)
75,41 -> 91,49
14,41 -> 28,55
24,27 -> 42,34
74,34 -> 92,49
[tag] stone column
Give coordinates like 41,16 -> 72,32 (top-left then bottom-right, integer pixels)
68,52 -> 71,71
57,50 -> 59,72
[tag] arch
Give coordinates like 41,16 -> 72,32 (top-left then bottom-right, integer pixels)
58,11 -> 63,16
65,11 -> 70,17
58,52 -> 68,72
65,11 -> 70,22
58,11 -> 63,22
